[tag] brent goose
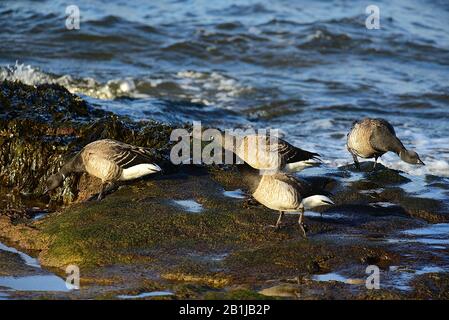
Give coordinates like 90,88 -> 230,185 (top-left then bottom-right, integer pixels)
210,132 -> 320,173
347,118 -> 425,170
44,139 -> 161,200
240,165 -> 333,237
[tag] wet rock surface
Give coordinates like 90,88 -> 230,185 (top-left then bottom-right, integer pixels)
0,80 -> 175,205
1,80 -> 449,299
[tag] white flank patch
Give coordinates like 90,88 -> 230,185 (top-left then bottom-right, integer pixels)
284,160 -> 320,172
120,163 -> 161,181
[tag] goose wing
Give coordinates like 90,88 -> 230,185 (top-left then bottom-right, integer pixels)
88,139 -> 157,169
369,120 -> 405,154
236,134 -> 319,169
274,138 -> 320,164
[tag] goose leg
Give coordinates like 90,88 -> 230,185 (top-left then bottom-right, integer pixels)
269,211 -> 285,230
97,182 -> 115,201
298,208 -> 307,238
352,154 -> 360,170
275,211 -> 285,229
372,156 -> 378,171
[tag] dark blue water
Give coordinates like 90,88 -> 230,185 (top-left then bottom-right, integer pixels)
1,0 -> 449,176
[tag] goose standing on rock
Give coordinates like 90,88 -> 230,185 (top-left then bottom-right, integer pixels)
239,165 -> 334,237
44,139 -> 162,200
210,131 -> 321,173
347,118 -> 425,170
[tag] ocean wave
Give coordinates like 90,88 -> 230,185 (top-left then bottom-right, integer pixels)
298,28 -> 354,50
0,63 -> 140,99
244,99 -> 308,120
0,63 -> 252,107
175,70 -> 252,106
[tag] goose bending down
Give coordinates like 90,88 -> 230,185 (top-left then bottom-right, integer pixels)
239,165 -> 334,237
211,132 -> 320,173
347,118 -> 424,170
44,139 -> 161,200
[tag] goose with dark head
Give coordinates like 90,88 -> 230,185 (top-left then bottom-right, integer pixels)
44,139 -> 161,200
347,118 -> 425,170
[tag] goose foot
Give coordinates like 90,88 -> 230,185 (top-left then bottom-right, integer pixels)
298,209 -> 308,238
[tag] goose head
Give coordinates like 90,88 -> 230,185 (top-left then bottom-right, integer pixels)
44,172 -> 65,194
399,150 -> 425,165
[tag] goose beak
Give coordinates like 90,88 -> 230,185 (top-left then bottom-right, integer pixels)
323,199 -> 335,206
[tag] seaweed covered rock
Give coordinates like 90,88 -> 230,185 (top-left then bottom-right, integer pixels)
1,80 -> 449,299
0,80 -> 176,205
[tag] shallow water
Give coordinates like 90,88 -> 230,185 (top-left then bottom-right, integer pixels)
312,272 -> 349,283
0,242 -> 40,269
0,292 -> 9,300
0,275 -> 69,292
1,0 -> 448,177
171,199 -> 204,213
313,265 -> 448,291
0,242 -> 70,296
117,291 -> 174,299
388,265 -> 447,291
388,223 -> 449,246
400,223 -> 449,245
285,210 -> 346,220
223,188 -> 246,199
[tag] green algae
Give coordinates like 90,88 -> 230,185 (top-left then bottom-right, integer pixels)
35,169 -> 282,269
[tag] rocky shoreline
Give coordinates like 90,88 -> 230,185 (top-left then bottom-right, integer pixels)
1,80 -> 448,299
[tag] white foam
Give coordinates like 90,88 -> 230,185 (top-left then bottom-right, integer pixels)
176,70 -> 252,108
0,63 -> 252,108
0,62 -> 54,86
0,62 -> 145,100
